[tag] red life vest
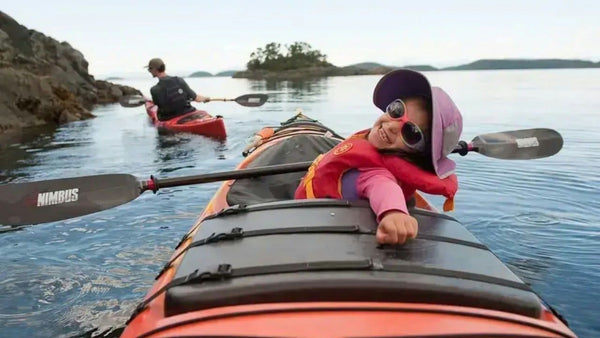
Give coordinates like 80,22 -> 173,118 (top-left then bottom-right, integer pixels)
295,130 -> 458,211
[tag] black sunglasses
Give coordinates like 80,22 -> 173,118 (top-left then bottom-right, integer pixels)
385,99 -> 427,152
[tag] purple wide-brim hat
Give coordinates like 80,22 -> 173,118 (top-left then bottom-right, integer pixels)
373,69 -> 463,178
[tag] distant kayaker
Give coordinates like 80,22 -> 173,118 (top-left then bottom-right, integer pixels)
146,58 -> 211,121
295,69 -> 463,246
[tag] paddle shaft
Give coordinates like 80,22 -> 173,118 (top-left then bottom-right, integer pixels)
119,94 -> 268,108
208,98 -> 234,102
147,161 -> 314,192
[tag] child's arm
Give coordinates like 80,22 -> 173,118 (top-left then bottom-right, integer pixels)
356,168 -> 418,245
356,168 -> 408,220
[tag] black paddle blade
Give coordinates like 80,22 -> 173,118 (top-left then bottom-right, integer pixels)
234,94 -> 268,107
471,128 -> 563,160
119,95 -> 146,108
0,174 -> 142,226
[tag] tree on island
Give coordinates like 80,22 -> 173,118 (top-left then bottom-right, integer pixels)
246,42 -> 332,71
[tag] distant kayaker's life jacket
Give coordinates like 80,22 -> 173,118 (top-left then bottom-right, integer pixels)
153,76 -> 194,120
295,130 -> 458,211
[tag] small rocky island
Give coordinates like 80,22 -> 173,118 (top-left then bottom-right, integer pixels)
0,11 -> 142,134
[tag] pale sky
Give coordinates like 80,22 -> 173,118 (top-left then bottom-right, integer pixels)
3,0 -> 599,77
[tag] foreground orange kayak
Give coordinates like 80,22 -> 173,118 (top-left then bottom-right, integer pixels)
145,101 -> 227,140
121,112 -> 576,337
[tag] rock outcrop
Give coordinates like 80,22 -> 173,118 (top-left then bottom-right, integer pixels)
0,11 -> 141,133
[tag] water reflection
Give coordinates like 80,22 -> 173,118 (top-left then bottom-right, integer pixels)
153,133 -> 228,174
247,78 -> 330,103
0,125 -> 56,183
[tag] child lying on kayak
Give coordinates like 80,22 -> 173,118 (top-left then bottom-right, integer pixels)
295,69 -> 463,245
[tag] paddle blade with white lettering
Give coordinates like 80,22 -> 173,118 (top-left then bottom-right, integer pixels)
471,128 -> 563,160
234,94 -> 268,107
0,174 -> 142,226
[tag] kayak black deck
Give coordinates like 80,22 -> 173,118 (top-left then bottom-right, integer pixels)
227,133 -> 341,205
165,199 -> 542,319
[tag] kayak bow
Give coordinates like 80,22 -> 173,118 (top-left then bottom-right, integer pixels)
145,100 -> 227,140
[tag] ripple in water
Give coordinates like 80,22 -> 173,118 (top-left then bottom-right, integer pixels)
468,209 -> 598,282
58,299 -> 136,338
0,265 -> 92,321
514,211 -> 562,226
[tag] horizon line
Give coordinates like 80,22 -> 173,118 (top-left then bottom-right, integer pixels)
95,57 -> 600,78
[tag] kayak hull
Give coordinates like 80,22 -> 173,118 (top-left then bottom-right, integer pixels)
137,303 -> 573,338
122,113 -> 575,338
145,101 -> 227,140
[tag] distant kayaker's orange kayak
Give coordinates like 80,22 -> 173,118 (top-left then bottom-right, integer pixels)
121,112 -> 576,338
145,101 -> 226,140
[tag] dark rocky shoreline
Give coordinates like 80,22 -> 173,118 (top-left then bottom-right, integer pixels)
0,11 -> 141,135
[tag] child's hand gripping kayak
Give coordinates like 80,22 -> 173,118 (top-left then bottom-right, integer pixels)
377,211 -> 418,245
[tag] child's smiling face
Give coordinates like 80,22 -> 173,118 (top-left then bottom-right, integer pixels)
367,97 -> 431,152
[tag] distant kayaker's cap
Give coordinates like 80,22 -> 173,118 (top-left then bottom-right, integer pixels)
373,69 -> 463,178
145,58 -> 165,70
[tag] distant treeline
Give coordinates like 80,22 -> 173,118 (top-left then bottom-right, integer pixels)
344,59 -> 600,71
442,59 -> 600,70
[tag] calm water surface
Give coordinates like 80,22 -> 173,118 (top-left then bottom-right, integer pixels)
0,69 -> 598,337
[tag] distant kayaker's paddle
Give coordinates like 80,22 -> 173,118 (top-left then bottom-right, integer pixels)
0,128 -> 562,226
209,94 -> 268,107
118,94 -> 268,108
